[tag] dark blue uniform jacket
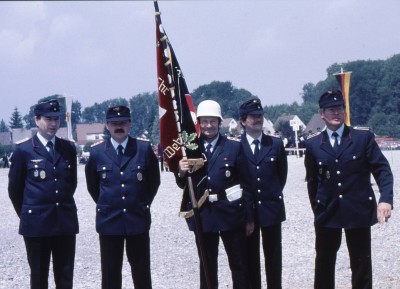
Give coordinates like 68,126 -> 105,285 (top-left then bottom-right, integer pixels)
85,137 -> 160,235
241,133 -> 287,227
305,126 -> 393,228
177,135 -> 253,232
8,135 -> 78,237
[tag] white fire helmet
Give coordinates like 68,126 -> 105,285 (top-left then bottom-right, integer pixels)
196,100 -> 223,120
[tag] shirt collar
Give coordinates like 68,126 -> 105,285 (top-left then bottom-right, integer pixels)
37,133 -> 55,147
327,124 -> 344,139
203,135 -> 219,149
111,137 -> 128,150
245,133 -> 262,145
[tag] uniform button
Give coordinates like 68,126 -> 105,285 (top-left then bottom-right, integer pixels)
146,205 -> 150,209
339,195 -> 343,198
97,208 -> 101,212
53,166 -> 56,170
34,165 -> 38,168
138,166 -> 141,169
103,166 -> 106,170
120,171 -> 124,175
122,196 -> 125,200
369,196 -> 373,200
121,184 -> 125,187
337,171 -> 340,175
56,202 -> 59,206
353,156 -> 356,159
256,166 -> 260,170
271,157 -> 274,161
209,188 -> 212,192
123,209 -> 126,212
338,183 -> 342,187
55,190 -> 58,194
258,201 -> 262,204
257,189 -> 261,193
257,178 -> 260,181
225,164 -> 228,167
208,177 -> 211,180
54,178 -> 58,182
279,196 -> 282,199
335,159 -> 339,163
317,200 -> 320,203
28,210 -> 32,213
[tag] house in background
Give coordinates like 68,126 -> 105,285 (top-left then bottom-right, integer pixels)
305,113 -> 326,135
0,131 -> 12,145
76,123 -> 105,147
221,118 -> 240,136
274,115 -> 306,131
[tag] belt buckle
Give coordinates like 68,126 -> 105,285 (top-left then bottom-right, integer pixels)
208,194 -> 218,203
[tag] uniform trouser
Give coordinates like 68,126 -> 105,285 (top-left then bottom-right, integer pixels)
314,226 -> 372,289
246,223 -> 282,289
99,232 -> 152,289
23,235 -> 76,289
195,228 -> 250,289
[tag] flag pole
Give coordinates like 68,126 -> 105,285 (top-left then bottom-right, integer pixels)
154,1 -> 213,288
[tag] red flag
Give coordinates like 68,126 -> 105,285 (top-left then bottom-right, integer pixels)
155,5 -> 202,173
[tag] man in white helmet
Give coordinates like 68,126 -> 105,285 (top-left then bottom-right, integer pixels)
176,100 -> 253,289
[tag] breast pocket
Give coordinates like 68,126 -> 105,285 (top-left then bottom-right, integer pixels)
96,163 -> 113,183
27,161 -> 47,182
131,162 -> 147,183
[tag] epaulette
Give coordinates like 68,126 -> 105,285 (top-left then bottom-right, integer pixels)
307,131 -> 321,140
354,126 -> 370,131
227,136 -> 240,142
15,137 -> 30,144
136,137 -> 150,142
91,140 -> 104,147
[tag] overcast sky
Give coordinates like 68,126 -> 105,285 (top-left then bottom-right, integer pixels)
1,0 -> 399,122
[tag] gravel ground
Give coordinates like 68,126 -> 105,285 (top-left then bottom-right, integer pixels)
0,151 -> 399,289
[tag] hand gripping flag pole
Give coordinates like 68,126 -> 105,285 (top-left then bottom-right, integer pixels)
154,1 -> 213,288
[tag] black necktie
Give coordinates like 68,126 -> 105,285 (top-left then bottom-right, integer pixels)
332,132 -> 339,153
47,141 -> 54,161
205,143 -> 212,160
253,139 -> 260,159
117,145 -> 124,163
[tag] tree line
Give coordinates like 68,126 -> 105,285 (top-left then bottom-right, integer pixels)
2,53 -> 400,144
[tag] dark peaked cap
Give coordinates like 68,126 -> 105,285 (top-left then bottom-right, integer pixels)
239,98 -> 264,116
106,105 -> 131,122
34,99 -> 63,117
319,90 -> 345,109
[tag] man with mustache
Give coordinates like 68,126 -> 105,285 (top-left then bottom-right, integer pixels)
85,105 -> 160,289
239,98 -> 288,289
8,99 -> 79,289
305,90 -> 393,289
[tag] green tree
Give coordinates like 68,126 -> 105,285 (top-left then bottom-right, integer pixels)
191,81 -> 256,119
0,119 -> 9,132
129,92 -> 158,138
9,107 -> 24,129
81,98 -> 128,123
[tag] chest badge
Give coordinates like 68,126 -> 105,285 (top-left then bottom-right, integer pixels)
40,170 -> 46,179
325,170 -> 331,179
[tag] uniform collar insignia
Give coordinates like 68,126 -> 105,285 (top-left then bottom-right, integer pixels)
30,159 -> 44,163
